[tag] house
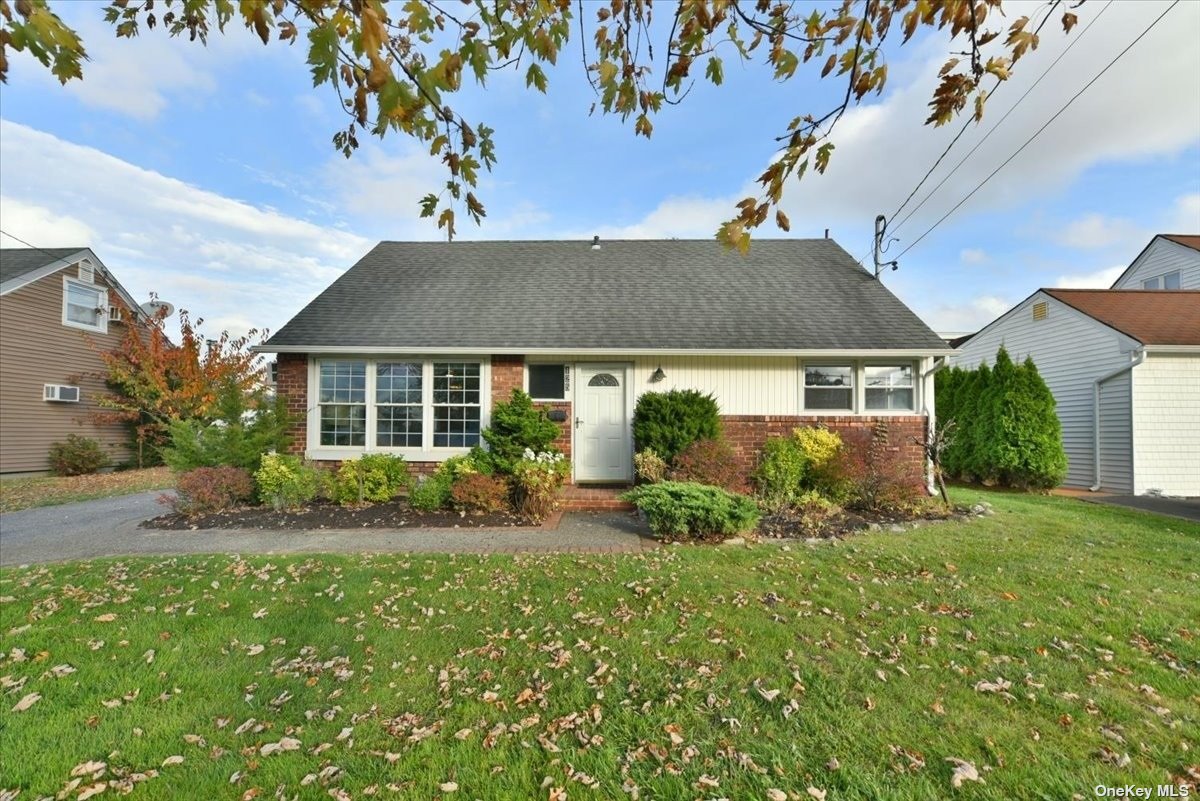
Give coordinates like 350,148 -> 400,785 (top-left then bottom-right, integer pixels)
0,247 -> 150,474
256,239 -> 951,486
951,235 -> 1200,496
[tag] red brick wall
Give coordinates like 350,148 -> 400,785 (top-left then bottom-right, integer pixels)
721,415 -> 927,484
276,353 -> 308,455
491,354 -> 524,405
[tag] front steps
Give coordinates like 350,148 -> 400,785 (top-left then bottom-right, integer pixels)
562,484 -> 635,511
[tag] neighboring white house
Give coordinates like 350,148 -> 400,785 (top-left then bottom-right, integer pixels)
1109,234 -> 1200,290
952,242 -> 1200,496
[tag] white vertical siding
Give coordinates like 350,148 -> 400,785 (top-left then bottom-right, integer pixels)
1112,238 -> 1200,289
628,355 -> 799,414
1132,353 -> 1200,496
951,292 -> 1139,489
1098,372 -> 1133,493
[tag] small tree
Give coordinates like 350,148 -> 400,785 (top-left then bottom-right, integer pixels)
93,305 -> 269,466
161,379 -> 290,473
474,390 -> 561,475
912,419 -> 956,506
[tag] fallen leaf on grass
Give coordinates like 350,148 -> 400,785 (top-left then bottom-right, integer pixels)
161,755 -> 184,767
70,761 -> 107,778
11,692 -> 41,712
78,782 -> 107,800
259,737 -> 301,756
95,614 -> 117,623
945,758 -> 984,788
807,788 -> 827,801
439,782 -> 458,793
766,790 -> 787,801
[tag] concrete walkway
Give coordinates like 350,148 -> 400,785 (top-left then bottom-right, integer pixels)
0,492 -> 657,567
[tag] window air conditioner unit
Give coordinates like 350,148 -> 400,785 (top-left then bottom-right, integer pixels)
44,384 -> 81,403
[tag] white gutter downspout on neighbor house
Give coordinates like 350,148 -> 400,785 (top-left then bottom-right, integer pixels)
922,356 -> 950,495
1090,348 -> 1145,492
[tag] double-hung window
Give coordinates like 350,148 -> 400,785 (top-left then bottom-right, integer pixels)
1143,270 -> 1181,290
864,365 -> 915,411
432,362 -> 481,447
375,362 -> 422,447
804,365 -> 854,411
63,279 -> 107,332
318,361 -> 367,446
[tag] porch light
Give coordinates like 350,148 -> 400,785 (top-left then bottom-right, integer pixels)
650,366 -> 665,382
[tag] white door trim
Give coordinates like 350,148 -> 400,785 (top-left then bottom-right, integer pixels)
573,362 -> 634,483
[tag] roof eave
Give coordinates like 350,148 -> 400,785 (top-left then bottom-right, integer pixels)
253,344 -> 955,357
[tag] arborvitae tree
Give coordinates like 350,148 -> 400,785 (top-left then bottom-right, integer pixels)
944,362 -> 992,482
973,347 -> 1021,484
1006,357 -> 1068,488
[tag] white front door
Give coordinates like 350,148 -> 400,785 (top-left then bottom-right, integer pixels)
574,364 -> 631,482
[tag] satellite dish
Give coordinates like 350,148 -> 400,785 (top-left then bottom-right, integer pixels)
139,299 -> 175,318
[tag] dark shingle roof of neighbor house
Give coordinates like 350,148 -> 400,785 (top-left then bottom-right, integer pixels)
1043,289 -> 1200,346
262,239 -> 949,352
0,247 -> 85,285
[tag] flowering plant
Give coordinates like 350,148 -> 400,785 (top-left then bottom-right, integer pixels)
512,449 -> 570,521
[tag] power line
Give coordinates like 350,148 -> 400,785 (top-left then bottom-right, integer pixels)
893,0 -> 1178,262
885,2 -> 1068,230
888,0 -> 1114,238
0,228 -> 88,267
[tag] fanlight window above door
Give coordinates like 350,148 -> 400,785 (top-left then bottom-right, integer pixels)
587,372 -> 620,387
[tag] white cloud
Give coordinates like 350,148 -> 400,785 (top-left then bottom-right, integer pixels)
925,295 -> 1014,334
0,198 -> 95,247
959,248 -> 987,264
1054,264 -> 1126,288
1055,213 -> 1144,250
0,120 -> 371,338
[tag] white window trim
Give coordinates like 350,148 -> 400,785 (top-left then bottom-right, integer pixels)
523,360 -> 572,402
306,355 -> 491,461
1142,269 -> 1181,290
798,359 -> 920,416
62,276 -> 108,333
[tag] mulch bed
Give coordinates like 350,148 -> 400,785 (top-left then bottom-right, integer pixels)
758,503 -> 974,540
143,500 -> 532,531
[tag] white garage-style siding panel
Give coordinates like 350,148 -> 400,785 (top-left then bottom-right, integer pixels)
1112,238 -> 1200,290
951,291 -> 1140,489
1098,373 -> 1133,493
1132,353 -> 1200,496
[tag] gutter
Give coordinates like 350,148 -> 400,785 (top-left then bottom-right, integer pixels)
251,345 -> 958,357
1090,348 -> 1145,492
921,356 -> 951,495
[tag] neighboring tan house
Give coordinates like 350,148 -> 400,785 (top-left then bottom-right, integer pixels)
952,235 -> 1200,497
0,247 -> 150,474
256,239 -> 951,486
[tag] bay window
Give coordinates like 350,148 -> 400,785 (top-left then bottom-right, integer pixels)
313,358 -> 485,454
864,365 -> 915,411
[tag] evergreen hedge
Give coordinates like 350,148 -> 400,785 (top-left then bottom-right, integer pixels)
936,347 -> 1067,489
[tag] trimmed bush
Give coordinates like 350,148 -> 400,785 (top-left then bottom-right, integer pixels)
48,434 -> 110,476
939,348 -> 1067,489
818,423 -> 924,513
622,481 -> 759,542
162,382 -> 290,474
409,473 -> 453,512
171,466 -> 254,516
669,438 -> 741,491
332,453 -> 412,505
754,435 -> 808,510
632,389 -> 720,462
794,426 -> 842,469
633,449 -> 667,484
511,450 -> 570,522
475,390 -> 560,475
451,473 -> 510,514
254,453 -> 322,510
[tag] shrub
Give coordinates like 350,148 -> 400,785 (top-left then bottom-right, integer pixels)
794,426 -> 842,468
754,435 -> 808,510
332,453 -> 412,505
451,473 -> 511,514
48,434 -> 110,476
669,438 -> 742,491
820,423 -> 924,514
632,389 -> 720,462
409,473 -> 453,512
162,383 -> 290,473
475,390 -> 560,474
633,448 -> 667,484
254,453 -> 322,511
171,466 -> 254,516
622,481 -> 760,543
511,449 -> 570,522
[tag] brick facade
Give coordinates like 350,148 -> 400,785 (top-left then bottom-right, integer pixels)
721,414 -> 927,485
276,353 -> 308,456
491,354 -> 524,404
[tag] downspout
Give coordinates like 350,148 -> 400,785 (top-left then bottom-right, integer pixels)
921,356 -> 950,495
1090,348 -> 1145,492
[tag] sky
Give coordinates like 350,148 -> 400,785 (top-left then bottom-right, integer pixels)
0,0 -> 1198,340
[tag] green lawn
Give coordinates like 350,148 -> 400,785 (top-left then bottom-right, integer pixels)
0,467 -> 173,514
1,489 -> 1196,800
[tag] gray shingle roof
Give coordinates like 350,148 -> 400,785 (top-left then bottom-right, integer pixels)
0,247 -> 86,286
262,239 -> 947,352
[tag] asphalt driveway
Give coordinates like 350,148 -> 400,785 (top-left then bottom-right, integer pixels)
0,492 -> 655,566
1081,494 -> 1200,522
